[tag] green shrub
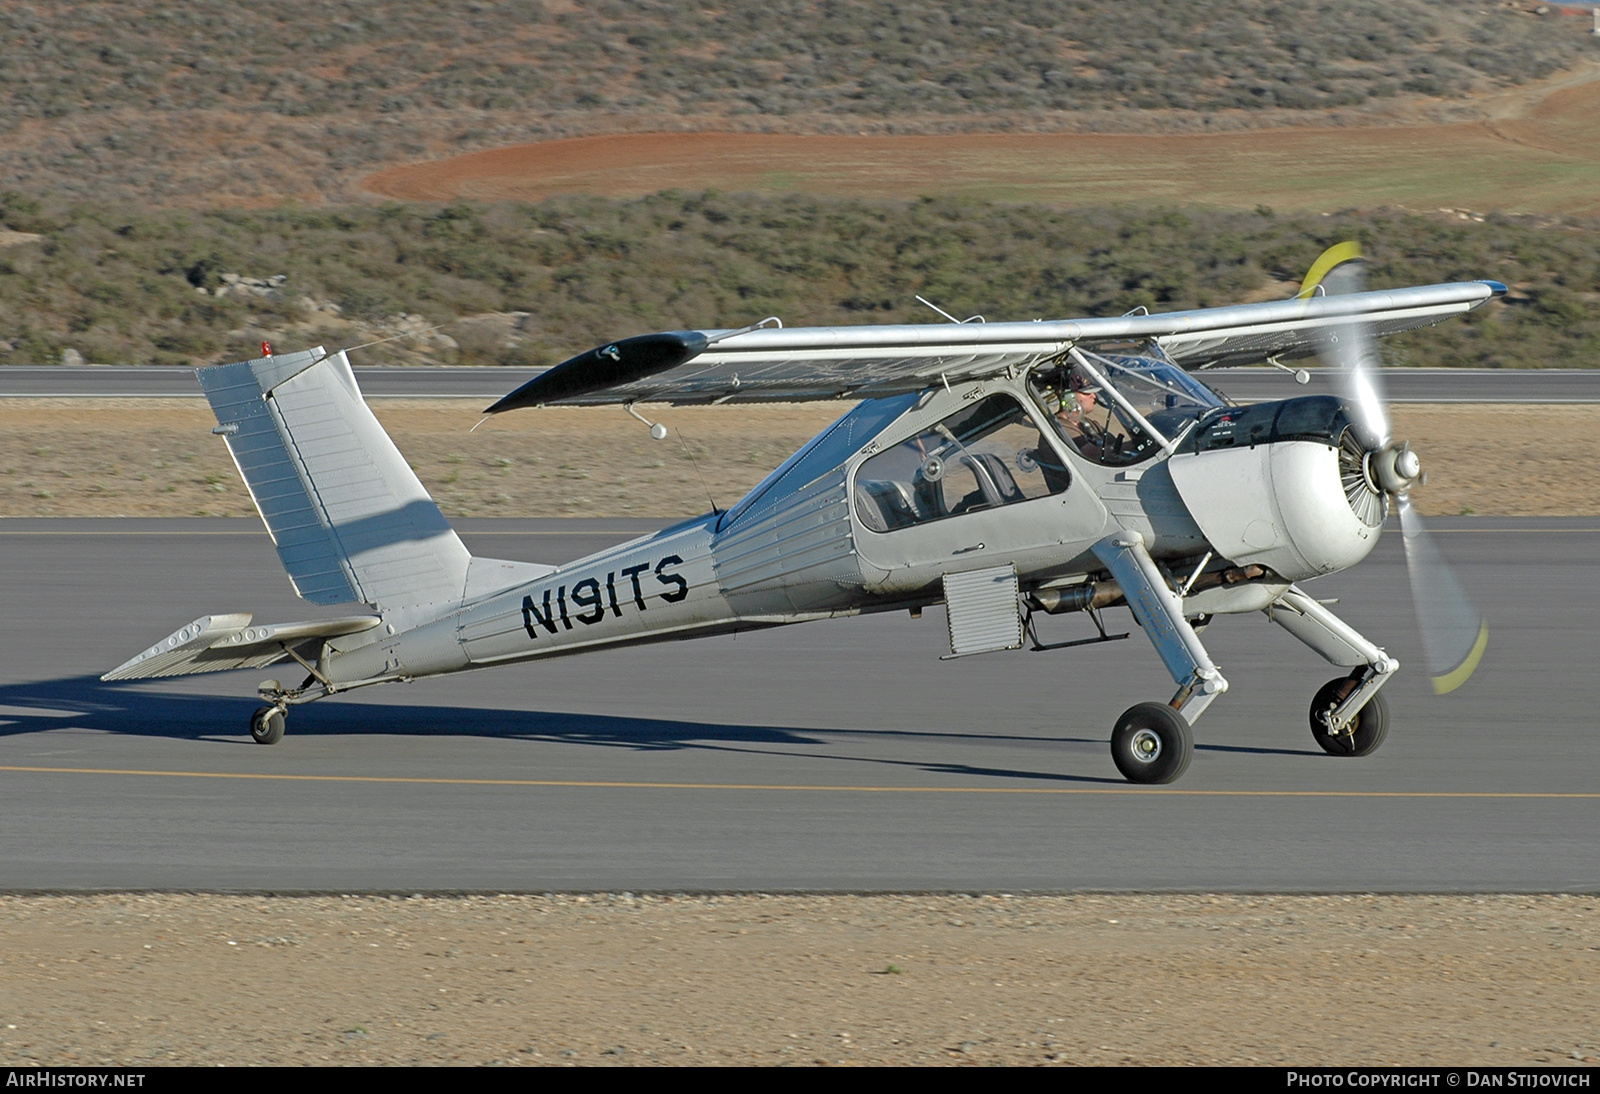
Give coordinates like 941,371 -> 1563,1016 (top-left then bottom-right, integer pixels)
0,193 -> 1595,369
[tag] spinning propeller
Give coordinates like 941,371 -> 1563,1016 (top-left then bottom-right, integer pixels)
1304,243 -> 1488,694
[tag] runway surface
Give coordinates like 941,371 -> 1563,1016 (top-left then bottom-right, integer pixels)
2,365 -> 1597,403
0,517 -> 1595,892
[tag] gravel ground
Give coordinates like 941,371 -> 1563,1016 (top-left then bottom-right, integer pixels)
1,893 -> 1597,1067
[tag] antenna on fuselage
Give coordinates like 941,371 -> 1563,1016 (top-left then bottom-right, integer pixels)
675,428 -> 719,516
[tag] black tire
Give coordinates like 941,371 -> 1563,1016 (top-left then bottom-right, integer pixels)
1309,679 -> 1388,757
1111,702 -> 1194,784
250,706 -> 286,746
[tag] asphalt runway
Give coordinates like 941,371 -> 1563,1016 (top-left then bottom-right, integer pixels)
0,517 -> 1595,892
2,365 -> 1598,403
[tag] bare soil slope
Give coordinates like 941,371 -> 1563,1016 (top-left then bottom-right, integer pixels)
363,65 -> 1600,215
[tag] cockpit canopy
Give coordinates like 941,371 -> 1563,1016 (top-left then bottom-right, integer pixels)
1029,350 -> 1225,467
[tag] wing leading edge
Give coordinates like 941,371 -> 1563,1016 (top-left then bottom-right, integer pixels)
486,280 -> 1503,410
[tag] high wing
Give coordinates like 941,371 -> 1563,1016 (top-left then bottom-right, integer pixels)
486,280 -> 1503,411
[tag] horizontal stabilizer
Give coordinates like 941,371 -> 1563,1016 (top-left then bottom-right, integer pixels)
101,613 -> 381,682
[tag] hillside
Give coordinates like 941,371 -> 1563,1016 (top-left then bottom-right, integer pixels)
0,2 -> 1594,372
0,1 -> 1593,207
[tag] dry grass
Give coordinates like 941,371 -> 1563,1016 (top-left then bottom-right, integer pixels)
0,398 -> 1594,520
0,398 -> 842,520
1388,404 -> 1600,517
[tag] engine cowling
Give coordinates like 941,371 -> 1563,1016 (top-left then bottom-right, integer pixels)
1166,396 -> 1384,582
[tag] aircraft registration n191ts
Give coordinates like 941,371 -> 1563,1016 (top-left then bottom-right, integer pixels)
105,244 -> 1496,784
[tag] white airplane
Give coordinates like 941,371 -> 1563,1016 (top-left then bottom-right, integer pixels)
105,244 -> 1494,784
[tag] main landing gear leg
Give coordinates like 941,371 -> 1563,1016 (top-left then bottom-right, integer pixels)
1092,531 -> 1229,784
250,678 -> 290,746
1266,586 -> 1399,757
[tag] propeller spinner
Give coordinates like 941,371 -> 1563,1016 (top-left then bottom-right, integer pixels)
1306,243 -> 1488,693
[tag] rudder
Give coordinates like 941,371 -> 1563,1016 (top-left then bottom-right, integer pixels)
199,346 -> 471,609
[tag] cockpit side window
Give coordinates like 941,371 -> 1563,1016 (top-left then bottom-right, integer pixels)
852,394 -> 1070,533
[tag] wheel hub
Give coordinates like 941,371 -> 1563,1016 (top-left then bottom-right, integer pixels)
1129,728 -> 1162,763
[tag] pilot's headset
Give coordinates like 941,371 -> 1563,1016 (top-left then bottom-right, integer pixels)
1030,371 -> 1066,414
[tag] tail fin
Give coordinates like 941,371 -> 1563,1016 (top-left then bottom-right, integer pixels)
199,346 -> 471,610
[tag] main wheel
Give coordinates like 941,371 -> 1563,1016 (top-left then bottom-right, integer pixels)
250,706 -> 286,746
1309,679 -> 1388,757
1111,702 -> 1194,784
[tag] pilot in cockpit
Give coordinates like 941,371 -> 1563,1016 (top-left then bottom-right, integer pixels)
1051,368 -> 1110,461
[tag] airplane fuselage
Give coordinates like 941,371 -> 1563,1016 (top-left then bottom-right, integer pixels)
321,379 -> 1382,693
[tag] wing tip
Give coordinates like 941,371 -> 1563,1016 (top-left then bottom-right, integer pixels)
487,330 -> 709,414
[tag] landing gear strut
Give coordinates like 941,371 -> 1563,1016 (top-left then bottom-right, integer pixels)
1091,530 -> 1228,785
1265,587 -> 1398,759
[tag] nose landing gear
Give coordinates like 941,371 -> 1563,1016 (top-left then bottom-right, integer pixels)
1309,676 -> 1389,756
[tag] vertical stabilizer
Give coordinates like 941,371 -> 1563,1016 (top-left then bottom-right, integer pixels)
198,347 -> 471,609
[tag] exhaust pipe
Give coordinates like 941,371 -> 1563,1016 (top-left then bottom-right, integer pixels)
1028,581 -> 1122,615
1027,564 -> 1268,615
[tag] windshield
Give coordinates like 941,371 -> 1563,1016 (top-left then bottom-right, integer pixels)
1029,351 -> 1224,467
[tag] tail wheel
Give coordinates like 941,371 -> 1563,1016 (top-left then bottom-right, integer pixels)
1309,679 -> 1388,757
1111,702 -> 1194,784
250,706 -> 286,746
